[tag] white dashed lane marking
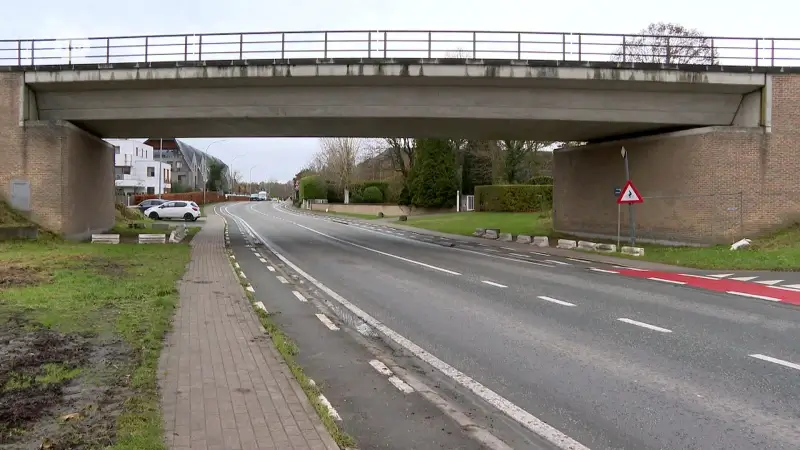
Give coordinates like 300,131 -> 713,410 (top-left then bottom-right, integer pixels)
749,354 -> 800,371
276,276 -> 289,284
481,280 -> 508,288
537,296 -> 576,307
315,313 -> 340,331
617,318 -> 672,333
292,290 -> 307,302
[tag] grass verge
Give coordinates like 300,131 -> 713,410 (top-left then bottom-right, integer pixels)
400,211 -> 800,271
311,210 -> 389,220
0,239 -> 190,449
223,223 -> 356,448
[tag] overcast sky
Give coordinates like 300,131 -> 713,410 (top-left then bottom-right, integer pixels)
3,0 -> 794,182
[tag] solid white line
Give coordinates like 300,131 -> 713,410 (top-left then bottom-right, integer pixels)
315,313 -> 340,331
726,291 -> 780,302
368,359 -> 394,376
537,296 -> 576,307
276,275 -> 289,284
263,213 -> 462,276
317,393 -> 342,421
708,273 -> 733,278
617,318 -> 672,333
530,251 -> 549,256
749,354 -> 800,371
224,206 -> 589,450
239,272 -> 247,279
771,284 -> 800,291
482,280 -> 508,288
510,253 -> 530,258
259,257 -> 267,263
647,277 -> 686,285
388,375 -> 415,394
589,268 -> 618,274
545,259 -> 570,266
254,301 -> 268,313
245,285 -> 255,293
292,290 -> 307,302
267,266 -> 276,272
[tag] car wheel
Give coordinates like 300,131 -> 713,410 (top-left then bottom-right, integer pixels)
184,213 -> 194,221
192,217 -> 199,222
149,212 -> 159,220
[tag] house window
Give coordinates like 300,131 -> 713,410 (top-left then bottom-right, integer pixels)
176,161 -> 182,169
122,166 -> 131,175
147,187 -> 155,195
114,146 -> 120,154
147,166 -> 155,177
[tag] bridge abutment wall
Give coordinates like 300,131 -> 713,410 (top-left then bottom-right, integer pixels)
0,72 -> 115,239
553,74 -> 800,245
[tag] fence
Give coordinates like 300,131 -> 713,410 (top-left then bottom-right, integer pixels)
1,30 -> 799,67
459,194 -> 475,212
555,190 -> 800,245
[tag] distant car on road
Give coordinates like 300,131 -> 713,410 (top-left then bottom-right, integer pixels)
144,200 -> 200,221
249,193 -> 260,201
132,198 -> 166,214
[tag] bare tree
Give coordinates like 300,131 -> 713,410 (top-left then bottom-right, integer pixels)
314,137 -> 364,192
383,138 -> 416,184
613,22 -> 718,65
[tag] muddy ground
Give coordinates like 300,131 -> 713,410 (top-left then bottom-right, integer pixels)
0,315 -> 134,450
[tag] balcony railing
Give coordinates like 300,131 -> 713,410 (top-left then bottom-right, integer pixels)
0,30 -> 798,68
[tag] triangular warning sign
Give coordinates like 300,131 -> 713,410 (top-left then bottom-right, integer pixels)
617,180 -> 644,204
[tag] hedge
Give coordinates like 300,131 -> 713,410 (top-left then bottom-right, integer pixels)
475,185 -> 553,212
299,175 -> 327,200
347,181 -> 390,203
362,186 -> 384,203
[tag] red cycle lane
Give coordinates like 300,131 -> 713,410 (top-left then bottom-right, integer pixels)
612,269 -> 800,306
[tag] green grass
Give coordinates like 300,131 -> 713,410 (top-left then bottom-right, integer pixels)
314,210 -> 389,220
0,240 -> 191,449
403,211 -> 552,236
400,211 -> 800,271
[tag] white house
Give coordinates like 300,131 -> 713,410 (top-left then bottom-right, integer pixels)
107,139 -> 171,197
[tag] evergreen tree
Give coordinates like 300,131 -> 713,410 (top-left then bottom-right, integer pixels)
409,139 -> 459,208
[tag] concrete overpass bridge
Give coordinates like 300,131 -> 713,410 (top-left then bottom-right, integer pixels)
1,30 -> 799,242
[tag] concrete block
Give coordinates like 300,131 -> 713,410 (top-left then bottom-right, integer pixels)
621,246 -> 645,256
577,240 -> 597,250
532,236 -> 550,247
91,234 -> 120,244
473,228 -> 485,237
557,239 -> 577,249
483,229 -> 499,240
516,234 -> 532,244
595,243 -> 617,252
499,232 -> 513,242
139,233 -> 166,244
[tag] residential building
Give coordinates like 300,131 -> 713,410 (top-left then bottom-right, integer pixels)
143,138 -> 229,192
108,139 -> 171,197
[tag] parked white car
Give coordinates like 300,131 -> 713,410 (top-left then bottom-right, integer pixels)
144,200 -> 200,221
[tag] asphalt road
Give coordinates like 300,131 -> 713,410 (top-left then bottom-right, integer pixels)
225,201 -> 800,450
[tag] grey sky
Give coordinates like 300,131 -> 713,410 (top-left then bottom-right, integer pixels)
3,0 -> 793,182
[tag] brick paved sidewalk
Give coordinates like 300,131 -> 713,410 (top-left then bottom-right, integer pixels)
158,214 -> 339,450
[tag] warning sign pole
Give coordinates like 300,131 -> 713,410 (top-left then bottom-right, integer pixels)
622,147 -> 636,246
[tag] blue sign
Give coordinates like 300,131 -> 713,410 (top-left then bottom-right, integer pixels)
614,187 -> 621,197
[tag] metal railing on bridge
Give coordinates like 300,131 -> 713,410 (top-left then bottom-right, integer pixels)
1,30 -> 799,67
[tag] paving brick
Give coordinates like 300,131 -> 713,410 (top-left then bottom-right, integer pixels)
159,214 -> 339,449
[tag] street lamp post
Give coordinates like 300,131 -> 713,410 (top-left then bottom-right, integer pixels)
249,165 -> 258,194
228,153 -> 245,194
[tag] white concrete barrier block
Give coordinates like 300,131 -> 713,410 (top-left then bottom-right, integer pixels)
473,228 -> 486,237
595,243 -> 617,253
557,239 -> 577,249
516,234 -> 532,244
577,240 -> 597,250
91,234 -> 120,244
139,233 -> 166,244
621,246 -> 645,256
532,236 -> 550,247
483,229 -> 499,240
499,232 -> 513,242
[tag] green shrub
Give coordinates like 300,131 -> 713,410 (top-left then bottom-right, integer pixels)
299,175 -> 327,201
347,181 -> 390,202
326,182 -> 344,203
350,193 -> 364,204
409,139 -> 458,208
362,186 -> 384,203
475,184 -> 553,212
529,175 -> 553,185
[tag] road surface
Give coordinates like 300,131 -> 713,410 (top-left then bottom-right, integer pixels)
221,201 -> 800,450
